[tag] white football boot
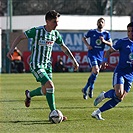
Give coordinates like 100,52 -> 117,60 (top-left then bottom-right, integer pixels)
91,110 -> 105,120
94,91 -> 105,106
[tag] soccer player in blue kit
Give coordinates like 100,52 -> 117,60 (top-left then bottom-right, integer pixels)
82,18 -> 112,99
92,22 -> 133,120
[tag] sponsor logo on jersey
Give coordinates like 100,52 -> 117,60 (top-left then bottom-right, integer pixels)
127,53 -> 133,64
96,39 -> 101,45
129,53 -> 133,64
38,39 -> 54,46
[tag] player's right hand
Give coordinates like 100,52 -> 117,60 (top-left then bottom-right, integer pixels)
7,51 -> 13,60
88,45 -> 93,50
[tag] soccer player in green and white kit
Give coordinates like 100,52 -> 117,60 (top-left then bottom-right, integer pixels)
7,10 -> 79,121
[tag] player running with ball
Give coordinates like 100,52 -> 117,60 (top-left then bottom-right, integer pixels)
7,10 -> 79,122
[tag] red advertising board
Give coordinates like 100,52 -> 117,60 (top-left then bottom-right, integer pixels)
52,52 -> 90,71
106,51 -> 119,70
23,51 -> 119,72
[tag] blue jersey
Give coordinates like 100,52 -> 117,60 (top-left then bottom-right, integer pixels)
113,37 -> 133,81
85,29 -> 111,61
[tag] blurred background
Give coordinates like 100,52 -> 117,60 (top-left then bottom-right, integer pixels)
0,0 -> 133,73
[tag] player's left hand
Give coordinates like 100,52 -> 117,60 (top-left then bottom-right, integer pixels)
101,62 -> 108,70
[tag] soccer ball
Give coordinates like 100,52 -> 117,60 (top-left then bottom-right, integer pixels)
49,109 -> 63,124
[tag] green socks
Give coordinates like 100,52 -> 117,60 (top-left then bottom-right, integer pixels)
29,87 -> 56,111
46,88 -> 56,111
30,87 -> 43,97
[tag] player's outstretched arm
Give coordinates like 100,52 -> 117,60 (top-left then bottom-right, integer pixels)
7,33 -> 27,60
61,44 -> 79,71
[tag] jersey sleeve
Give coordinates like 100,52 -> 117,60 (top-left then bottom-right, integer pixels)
106,31 -> 111,41
55,31 -> 64,46
112,39 -> 122,50
84,30 -> 92,38
24,27 -> 36,38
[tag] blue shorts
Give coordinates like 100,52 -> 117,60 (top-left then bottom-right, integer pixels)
88,56 -> 102,67
113,72 -> 132,93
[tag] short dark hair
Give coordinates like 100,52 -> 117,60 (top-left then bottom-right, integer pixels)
45,10 -> 60,21
127,22 -> 133,28
97,17 -> 105,22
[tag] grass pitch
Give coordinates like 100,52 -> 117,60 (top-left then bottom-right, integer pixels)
0,72 -> 133,133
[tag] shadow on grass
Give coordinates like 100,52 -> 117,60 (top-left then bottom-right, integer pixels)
59,105 -> 133,109
0,118 -> 90,125
0,99 -> 43,103
0,99 -> 132,110
0,120 -> 52,125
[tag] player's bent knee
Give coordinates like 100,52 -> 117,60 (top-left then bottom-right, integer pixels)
114,93 -> 122,103
45,80 -> 54,88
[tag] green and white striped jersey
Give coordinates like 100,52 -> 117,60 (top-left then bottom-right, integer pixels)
24,26 -> 64,69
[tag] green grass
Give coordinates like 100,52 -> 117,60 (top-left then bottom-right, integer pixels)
0,72 -> 133,133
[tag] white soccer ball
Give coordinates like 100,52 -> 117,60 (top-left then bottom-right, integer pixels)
49,109 -> 63,124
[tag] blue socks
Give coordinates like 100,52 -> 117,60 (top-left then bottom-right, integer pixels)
84,73 -> 97,92
104,89 -> 115,98
99,90 -> 121,112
